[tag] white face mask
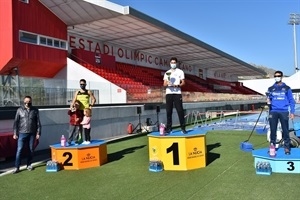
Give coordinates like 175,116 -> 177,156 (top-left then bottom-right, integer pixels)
274,77 -> 281,82
170,63 -> 177,69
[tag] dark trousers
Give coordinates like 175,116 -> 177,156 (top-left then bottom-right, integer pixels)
68,125 -> 81,144
166,94 -> 185,131
15,133 -> 35,168
269,111 -> 290,149
83,128 -> 91,141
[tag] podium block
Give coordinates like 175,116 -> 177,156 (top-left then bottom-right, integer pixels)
148,129 -> 207,171
252,148 -> 300,174
50,140 -> 107,170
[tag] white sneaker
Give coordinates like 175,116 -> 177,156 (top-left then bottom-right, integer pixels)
82,141 -> 87,144
85,141 -> 91,144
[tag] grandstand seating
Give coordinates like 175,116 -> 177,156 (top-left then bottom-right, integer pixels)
77,60 -> 258,101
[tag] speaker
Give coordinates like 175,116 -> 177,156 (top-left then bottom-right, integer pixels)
156,105 -> 160,113
137,107 -> 141,114
146,118 -> 152,126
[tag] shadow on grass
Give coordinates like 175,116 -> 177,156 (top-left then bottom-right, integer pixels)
206,142 -> 221,166
108,145 -> 146,162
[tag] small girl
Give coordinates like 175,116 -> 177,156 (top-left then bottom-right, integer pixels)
81,108 -> 92,144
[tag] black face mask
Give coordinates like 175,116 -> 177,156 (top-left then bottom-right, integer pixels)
24,102 -> 32,107
80,85 -> 86,90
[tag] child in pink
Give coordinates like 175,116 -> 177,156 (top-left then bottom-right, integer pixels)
81,108 -> 92,144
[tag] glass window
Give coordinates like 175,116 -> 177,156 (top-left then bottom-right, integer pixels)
54,40 -> 60,47
47,38 -> 53,46
60,41 -> 67,49
20,32 -> 37,44
19,0 -> 29,3
40,37 -> 47,45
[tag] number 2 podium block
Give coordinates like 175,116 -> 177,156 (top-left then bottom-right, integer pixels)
148,130 -> 207,171
50,140 -> 107,170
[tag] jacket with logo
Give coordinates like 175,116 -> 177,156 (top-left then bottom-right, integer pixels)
267,82 -> 295,114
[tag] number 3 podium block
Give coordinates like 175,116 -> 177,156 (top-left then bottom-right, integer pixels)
252,148 -> 300,174
148,130 -> 207,171
50,140 -> 107,170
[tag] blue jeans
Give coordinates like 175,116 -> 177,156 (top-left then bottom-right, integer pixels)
269,111 -> 290,149
15,133 -> 35,169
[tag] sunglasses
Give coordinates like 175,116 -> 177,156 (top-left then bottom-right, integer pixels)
274,75 -> 282,77
80,84 -> 86,86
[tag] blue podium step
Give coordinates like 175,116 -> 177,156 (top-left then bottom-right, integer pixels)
252,148 -> 300,174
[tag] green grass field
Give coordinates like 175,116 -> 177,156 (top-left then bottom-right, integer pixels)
1,130 -> 300,200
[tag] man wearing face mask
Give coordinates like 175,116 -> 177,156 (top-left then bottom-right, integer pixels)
12,96 -> 41,174
71,79 -> 96,144
267,71 -> 295,155
71,79 -> 96,113
163,57 -> 187,134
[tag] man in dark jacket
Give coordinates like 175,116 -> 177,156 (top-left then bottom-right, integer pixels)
12,96 -> 41,174
267,71 -> 295,155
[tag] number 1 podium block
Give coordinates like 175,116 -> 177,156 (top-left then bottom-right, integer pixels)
148,130 -> 207,171
50,140 -> 107,170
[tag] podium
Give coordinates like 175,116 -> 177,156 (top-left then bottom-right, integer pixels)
252,148 -> 300,174
148,129 -> 207,171
50,140 -> 107,170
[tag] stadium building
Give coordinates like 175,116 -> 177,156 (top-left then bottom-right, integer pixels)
0,0 -> 266,106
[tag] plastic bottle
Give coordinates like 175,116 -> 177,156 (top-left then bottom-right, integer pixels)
269,143 -> 276,157
159,123 -> 165,136
61,135 -> 66,147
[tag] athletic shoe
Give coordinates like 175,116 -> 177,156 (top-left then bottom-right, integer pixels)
82,141 -> 88,145
86,141 -> 91,144
181,129 -> 187,134
27,165 -> 33,171
12,168 -> 20,174
284,148 -> 290,155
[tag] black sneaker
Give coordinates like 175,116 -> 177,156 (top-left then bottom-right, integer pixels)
181,129 -> 187,134
12,168 -> 20,174
165,129 -> 171,134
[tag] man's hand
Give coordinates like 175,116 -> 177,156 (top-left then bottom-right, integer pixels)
13,135 -> 18,140
290,113 -> 295,120
36,134 -> 40,140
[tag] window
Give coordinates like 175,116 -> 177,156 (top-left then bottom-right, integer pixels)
40,37 -> 47,45
19,0 -> 29,3
54,40 -> 60,48
19,30 -> 68,50
47,38 -> 53,46
60,41 -> 67,49
19,32 -> 37,44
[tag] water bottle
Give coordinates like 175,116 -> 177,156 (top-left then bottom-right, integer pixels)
61,135 -> 66,147
256,161 -> 260,172
159,123 -> 165,136
269,143 -> 276,157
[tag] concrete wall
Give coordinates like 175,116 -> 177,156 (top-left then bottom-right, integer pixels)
0,100 -> 265,151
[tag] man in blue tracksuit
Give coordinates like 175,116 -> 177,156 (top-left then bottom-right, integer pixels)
267,71 -> 295,155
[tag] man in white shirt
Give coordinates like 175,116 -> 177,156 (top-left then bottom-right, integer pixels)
163,57 -> 187,134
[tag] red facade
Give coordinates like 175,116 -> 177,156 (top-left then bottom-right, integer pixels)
0,0 -> 67,77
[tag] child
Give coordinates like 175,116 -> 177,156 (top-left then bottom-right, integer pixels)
67,100 -> 83,145
81,108 -> 92,144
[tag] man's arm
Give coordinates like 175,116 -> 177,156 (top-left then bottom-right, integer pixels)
88,90 -> 96,106
13,108 -> 20,139
36,109 -> 42,136
70,91 -> 78,107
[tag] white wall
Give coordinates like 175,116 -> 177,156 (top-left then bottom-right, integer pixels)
52,58 -> 127,104
240,71 -> 300,101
